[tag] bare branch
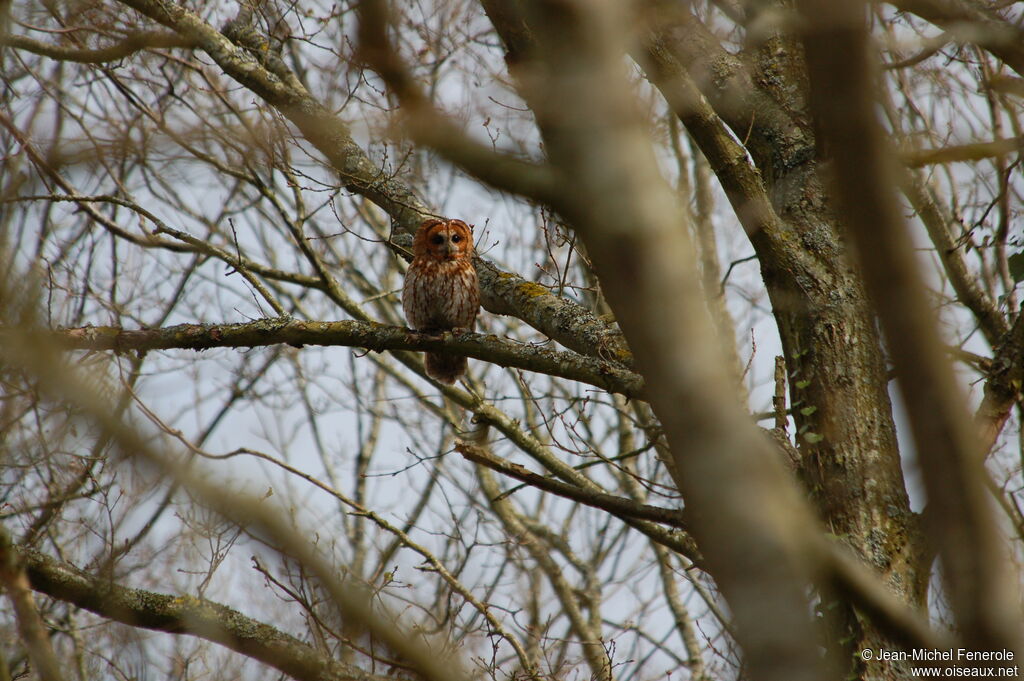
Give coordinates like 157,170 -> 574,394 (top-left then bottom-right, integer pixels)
2,30 -> 196,63
902,135 -> 1024,167
353,0 -> 562,206
888,0 -> 1024,77
455,441 -> 688,529
20,547 -> 386,681
31,319 -> 645,398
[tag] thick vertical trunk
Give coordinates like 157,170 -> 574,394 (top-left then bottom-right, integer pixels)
643,4 -> 928,677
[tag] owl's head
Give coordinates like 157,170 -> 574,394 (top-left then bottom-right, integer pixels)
412,218 -> 475,261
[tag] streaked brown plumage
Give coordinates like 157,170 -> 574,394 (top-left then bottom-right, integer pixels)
402,218 -> 480,384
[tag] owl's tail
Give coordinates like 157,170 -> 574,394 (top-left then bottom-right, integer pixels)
425,352 -> 467,385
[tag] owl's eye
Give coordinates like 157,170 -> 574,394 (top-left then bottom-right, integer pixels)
451,234 -> 462,243
431,234 -> 445,245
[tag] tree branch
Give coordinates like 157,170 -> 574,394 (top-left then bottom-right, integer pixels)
455,441 -> 688,529
480,3 -> 830,680
899,173 -> 1008,347
639,0 -> 814,180
353,0 -> 561,206
821,539 -> 954,653
1,311 -> 476,681
2,31 -> 196,63
32,319 -> 644,398
108,0 -> 631,368
19,547 -> 385,681
0,529 -> 65,681
635,27 -> 807,274
887,0 -> 1024,78
799,0 -> 1021,654
902,135 -> 1024,167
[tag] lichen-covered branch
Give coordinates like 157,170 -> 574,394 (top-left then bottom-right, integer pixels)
19,544 -> 387,681
38,319 -> 644,398
106,0 -> 630,366
388,234 -> 634,366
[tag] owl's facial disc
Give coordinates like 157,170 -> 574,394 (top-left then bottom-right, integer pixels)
432,229 -> 460,257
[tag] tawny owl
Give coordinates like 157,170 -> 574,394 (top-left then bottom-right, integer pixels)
402,218 -> 480,384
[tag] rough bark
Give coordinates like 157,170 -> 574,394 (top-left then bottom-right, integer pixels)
640,2 -> 926,676
800,0 -> 1022,657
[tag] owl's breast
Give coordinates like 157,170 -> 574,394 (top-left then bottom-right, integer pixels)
402,258 -> 480,331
